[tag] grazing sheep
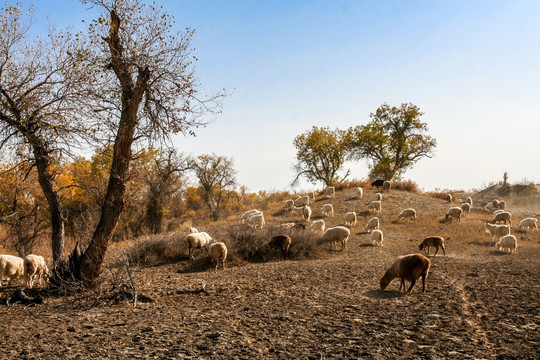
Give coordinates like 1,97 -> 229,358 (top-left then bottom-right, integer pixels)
310,219 -> 326,234
208,242 -> 227,270
367,200 -> 382,213
320,203 -> 334,217
344,211 -> 357,228
294,195 -> 310,207
283,199 -> 294,211
247,213 -> 265,229
239,209 -> 261,224
498,200 -> 506,210
461,203 -> 471,213
518,217 -> 538,232
382,180 -> 391,191
495,235 -> 517,253
491,199 -> 500,209
364,217 -> 380,233
375,193 -> 383,201
465,197 -> 473,207
189,227 -> 199,233
23,255 -> 49,288
0,255 -> 25,286
490,211 -> 512,226
310,191 -> 316,203
446,194 -> 453,203
324,186 -> 335,199
445,207 -> 463,222
397,208 -> 417,222
371,229 -> 384,246
357,187 -> 363,199
184,232 -> 214,259
418,236 -> 446,256
380,254 -> 431,293
291,205 -> 311,222
269,234 -> 292,260
371,179 -> 385,189
321,226 -> 351,251
493,209 -> 505,216
483,223 -> 511,243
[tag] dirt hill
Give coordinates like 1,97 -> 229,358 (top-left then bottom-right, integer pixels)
1,186 -> 539,359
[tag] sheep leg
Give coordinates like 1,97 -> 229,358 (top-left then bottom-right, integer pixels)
421,274 -> 427,293
406,279 -> 417,293
433,247 -> 439,257
399,278 -> 405,292
441,245 -> 446,256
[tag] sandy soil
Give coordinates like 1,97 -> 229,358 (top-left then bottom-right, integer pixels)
1,188 -> 539,359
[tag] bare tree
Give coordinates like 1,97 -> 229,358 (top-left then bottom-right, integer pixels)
144,149 -> 189,234
0,4 -> 89,265
69,0 -> 225,285
190,154 -> 237,221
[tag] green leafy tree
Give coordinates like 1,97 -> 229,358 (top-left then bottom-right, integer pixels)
292,126 -> 350,186
347,103 -> 437,180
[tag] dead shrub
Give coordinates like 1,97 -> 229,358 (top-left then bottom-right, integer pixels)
390,180 -> 420,193
427,191 -> 460,203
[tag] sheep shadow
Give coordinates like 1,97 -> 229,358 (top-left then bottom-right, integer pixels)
345,196 -> 360,202
364,289 -> 406,299
358,243 -> 377,248
489,250 -> 514,256
357,210 -> 373,217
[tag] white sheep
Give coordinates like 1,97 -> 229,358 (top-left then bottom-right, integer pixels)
189,227 -> 199,233
0,255 -> 25,286
397,208 -> 417,222
518,217 -> 538,232
324,186 -> 335,199
364,217 -> 380,233
320,203 -> 334,217
498,200 -> 506,210
310,191 -> 316,203
239,209 -> 261,224
445,207 -> 463,222
465,197 -> 473,207
495,235 -> 517,253
380,254 -> 431,293
483,223 -> 511,243
375,193 -> 383,201
371,229 -> 384,246
247,213 -> 265,229
357,187 -> 363,199
344,211 -> 357,228
294,195 -> 310,207
23,254 -> 49,288
208,242 -> 227,270
491,199 -> 500,209
367,200 -> 382,213
382,180 -> 391,191
310,219 -> 325,234
283,199 -> 294,211
321,226 -> 350,251
291,205 -> 311,222
461,203 -> 471,213
446,194 -> 453,203
491,211 -> 512,226
184,232 -> 214,259
493,209 -> 505,216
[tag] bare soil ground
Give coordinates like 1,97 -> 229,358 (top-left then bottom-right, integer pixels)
1,187 -> 539,359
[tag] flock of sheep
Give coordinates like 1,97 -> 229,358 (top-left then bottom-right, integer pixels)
0,254 -> 49,289
1,181 -> 537,295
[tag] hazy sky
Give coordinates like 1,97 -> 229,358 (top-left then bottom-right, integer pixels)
21,1 -> 540,193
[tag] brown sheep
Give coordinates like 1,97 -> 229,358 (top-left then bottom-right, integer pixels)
418,236 -> 446,256
380,254 -> 431,293
269,234 -> 292,260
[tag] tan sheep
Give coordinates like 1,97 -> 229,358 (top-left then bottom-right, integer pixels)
483,223 -> 510,243
418,236 -> 446,256
343,211 -> 357,228
446,194 -> 453,203
397,208 -> 417,222
321,226 -> 350,251
382,180 -> 391,192
309,219 -> 326,234
208,242 -> 227,270
445,207 -> 463,222
371,229 -> 383,246
23,254 -> 49,288
364,217 -> 380,233
518,218 -> 538,232
495,235 -> 517,253
0,255 -> 25,286
320,204 -> 334,217
367,200 -> 382,213
380,254 -> 431,293
461,203 -> 471,213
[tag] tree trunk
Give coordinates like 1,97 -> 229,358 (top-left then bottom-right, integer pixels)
33,145 -> 65,265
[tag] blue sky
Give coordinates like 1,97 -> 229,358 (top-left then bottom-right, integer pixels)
22,1 -> 540,192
